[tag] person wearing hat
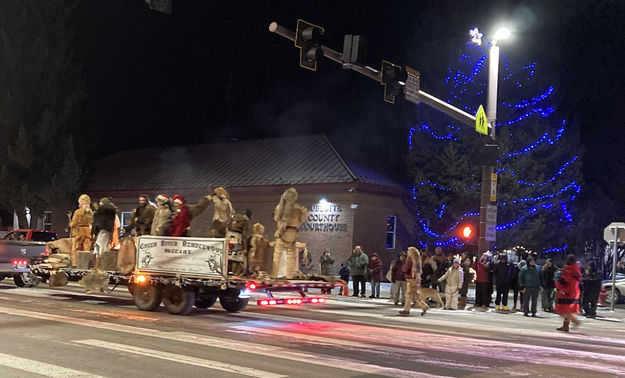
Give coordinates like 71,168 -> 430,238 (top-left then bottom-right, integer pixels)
92,197 -> 117,257
151,194 -> 172,236
519,256 -> 541,317
492,254 -> 514,311
555,255 -> 582,331
438,257 -> 464,310
390,251 -> 407,305
170,194 -> 191,237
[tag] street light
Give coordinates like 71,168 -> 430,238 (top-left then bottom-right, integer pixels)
471,26 -> 510,254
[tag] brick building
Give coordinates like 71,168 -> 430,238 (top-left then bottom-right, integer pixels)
84,134 -> 417,274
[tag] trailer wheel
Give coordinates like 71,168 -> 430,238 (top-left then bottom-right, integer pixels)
14,272 -> 40,288
194,295 -> 217,309
133,284 -> 162,311
219,295 -> 249,313
162,285 -> 196,315
127,283 -> 135,296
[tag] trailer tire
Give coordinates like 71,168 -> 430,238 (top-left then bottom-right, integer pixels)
219,295 -> 249,313
163,285 -> 196,315
133,284 -> 162,311
14,272 -> 40,288
195,295 -> 218,309
127,283 -> 135,296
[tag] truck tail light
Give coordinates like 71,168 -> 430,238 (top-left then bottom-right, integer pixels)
136,275 -> 147,284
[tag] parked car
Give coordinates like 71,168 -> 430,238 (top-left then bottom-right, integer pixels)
602,273 -> 625,305
2,229 -> 57,242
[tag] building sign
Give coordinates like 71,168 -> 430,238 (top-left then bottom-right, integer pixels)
300,201 -> 347,232
136,236 -> 227,278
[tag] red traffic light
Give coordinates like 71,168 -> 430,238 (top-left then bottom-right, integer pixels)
462,226 -> 473,238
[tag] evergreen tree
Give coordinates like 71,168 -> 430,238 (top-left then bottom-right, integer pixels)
0,0 -> 85,226
406,42 -> 582,254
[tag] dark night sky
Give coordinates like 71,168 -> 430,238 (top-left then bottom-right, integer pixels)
70,0 -> 625,217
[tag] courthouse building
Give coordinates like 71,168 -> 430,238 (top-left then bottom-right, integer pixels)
84,134 -> 417,274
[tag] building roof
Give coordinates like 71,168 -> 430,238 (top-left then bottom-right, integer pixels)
85,134 -> 403,191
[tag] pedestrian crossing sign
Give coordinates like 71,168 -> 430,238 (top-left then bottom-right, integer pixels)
475,105 -> 488,135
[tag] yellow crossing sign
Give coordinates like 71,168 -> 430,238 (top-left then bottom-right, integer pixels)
475,105 -> 488,135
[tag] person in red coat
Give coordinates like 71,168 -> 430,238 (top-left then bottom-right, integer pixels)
368,253 -> 384,298
171,195 -> 191,237
555,255 -> 582,332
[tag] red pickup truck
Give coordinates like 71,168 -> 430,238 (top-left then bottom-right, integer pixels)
2,229 -> 57,242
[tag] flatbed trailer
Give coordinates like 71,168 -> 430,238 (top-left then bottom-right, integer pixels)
29,234 -> 346,315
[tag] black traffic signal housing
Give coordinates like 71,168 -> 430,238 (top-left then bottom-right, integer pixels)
294,19 -> 325,71
380,60 -> 403,104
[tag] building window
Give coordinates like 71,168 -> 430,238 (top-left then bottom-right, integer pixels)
43,211 -> 53,231
386,215 -> 396,249
121,212 -> 132,228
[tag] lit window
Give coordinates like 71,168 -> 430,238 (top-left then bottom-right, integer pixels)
386,216 -> 397,249
121,211 -> 132,227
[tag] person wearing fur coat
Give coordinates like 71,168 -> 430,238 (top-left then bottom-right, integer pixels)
399,247 -> 429,316
438,258 -> 464,310
151,194 -> 172,236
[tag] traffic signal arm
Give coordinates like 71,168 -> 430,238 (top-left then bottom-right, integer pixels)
269,21 -> 480,129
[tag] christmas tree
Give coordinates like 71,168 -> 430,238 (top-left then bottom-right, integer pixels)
406,42 -> 582,255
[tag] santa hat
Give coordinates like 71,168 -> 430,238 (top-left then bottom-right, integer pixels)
173,194 -> 185,205
156,194 -> 169,202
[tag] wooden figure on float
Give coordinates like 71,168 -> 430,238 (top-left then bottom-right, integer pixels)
248,222 -> 270,276
272,188 -> 307,278
69,194 -> 93,267
208,187 -> 234,238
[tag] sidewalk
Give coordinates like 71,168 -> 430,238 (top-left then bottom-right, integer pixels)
324,282 -> 625,320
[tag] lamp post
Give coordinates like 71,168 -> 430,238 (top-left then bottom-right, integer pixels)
471,27 -> 510,254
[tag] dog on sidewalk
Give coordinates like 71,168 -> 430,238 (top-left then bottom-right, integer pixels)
417,287 -> 445,308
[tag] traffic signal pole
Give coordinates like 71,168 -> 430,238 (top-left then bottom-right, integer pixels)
269,22 -> 478,129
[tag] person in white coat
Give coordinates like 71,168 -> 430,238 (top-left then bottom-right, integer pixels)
438,258 -> 464,310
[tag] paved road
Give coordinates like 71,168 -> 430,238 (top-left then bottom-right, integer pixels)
0,282 -> 623,377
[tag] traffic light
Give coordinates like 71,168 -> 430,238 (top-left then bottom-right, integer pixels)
459,222 -> 477,246
294,19 -> 325,71
380,60 -> 402,104
462,226 -> 473,239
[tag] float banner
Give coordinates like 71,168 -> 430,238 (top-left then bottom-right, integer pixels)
136,236 -> 227,278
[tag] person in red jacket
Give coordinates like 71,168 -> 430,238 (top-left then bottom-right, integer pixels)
555,254 -> 582,332
368,253 -> 384,298
399,247 -> 429,316
171,195 -> 191,237
472,253 -> 491,310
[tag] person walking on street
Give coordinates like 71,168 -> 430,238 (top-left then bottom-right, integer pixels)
472,253 -> 491,310
399,247 -> 429,316
556,255 -> 582,332
338,263 -> 350,295
347,246 -> 369,297
438,258 -> 464,310
581,260 -> 602,318
458,252 -> 472,310
391,252 -> 407,305
492,254 -> 514,311
368,253 -> 383,298
540,259 -> 557,312
519,256 -> 541,317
